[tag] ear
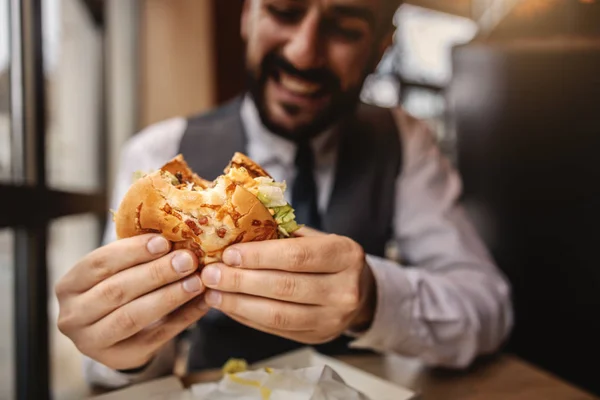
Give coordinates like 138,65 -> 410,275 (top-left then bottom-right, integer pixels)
241,0 -> 252,41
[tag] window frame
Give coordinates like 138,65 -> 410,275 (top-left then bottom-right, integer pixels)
4,1 -> 108,398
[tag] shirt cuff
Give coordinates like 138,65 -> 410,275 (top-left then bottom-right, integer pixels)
82,340 -> 176,389
347,254 -> 415,352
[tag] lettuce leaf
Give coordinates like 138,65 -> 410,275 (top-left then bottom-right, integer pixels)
255,177 -> 287,208
272,204 -> 301,237
253,177 -> 301,236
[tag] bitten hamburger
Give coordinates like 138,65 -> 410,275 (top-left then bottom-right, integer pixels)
113,152 -> 300,266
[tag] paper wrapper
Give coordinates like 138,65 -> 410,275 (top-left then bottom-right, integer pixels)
190,365 -> 371,400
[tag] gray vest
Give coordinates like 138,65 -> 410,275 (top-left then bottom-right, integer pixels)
178,97 -> 403,371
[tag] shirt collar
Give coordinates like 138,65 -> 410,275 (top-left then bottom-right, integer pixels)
240,95 -> 340,169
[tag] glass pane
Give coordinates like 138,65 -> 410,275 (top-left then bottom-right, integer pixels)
388,4 -> 478,86
0,229 -> 15,399
0,0 -> 11,183
48,214 -> 101,399
360,74 -> 401,108
403,87 -> 455,162
44,0 -> 102,193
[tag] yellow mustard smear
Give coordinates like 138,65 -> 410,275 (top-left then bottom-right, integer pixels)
221,358 -> 248,374
260,387 -> 272,400
227,374 -> 272,400
222,359 -> 273,400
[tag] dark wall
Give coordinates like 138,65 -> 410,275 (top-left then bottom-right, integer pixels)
491,2 -> 600,40
448,39 -> 600,394
212,0 -> 246,104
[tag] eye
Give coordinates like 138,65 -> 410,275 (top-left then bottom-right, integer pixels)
325,23 -> 366,43
330,26 -> 364,42
267,4 -> 304,24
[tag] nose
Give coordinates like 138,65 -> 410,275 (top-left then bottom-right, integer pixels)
282,12 -> 325,71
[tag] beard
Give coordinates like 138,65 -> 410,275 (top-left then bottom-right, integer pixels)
246,51 -> 372,141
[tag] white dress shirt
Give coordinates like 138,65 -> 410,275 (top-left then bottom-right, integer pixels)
85,96 -> 513,388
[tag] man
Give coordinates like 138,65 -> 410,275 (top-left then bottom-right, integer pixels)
56,0 -> 513,389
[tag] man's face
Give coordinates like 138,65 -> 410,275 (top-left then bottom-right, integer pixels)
242,0 -> 392,139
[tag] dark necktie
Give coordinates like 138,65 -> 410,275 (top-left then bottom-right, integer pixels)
292,139 -> 322,230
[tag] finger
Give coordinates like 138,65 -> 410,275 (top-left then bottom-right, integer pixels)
89,273 -> 205,347
201,264 -> 331,305
225,313 -> 334,345
204,290 -> 319,331
292,226 -> 325,237
108,297 -> 210,368
58,234 -> 172,294
222,235 -> 363,273
74,250 -> 199,326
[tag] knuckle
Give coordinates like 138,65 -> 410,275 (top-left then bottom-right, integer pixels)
230,269 -> 243,291
148,259 -> 169,286
340,286 -> 361,310
75,339 -> 95,357
269,308 -> 290,329
274,275 -> 297,299
319,333 -> 340,343
349,241 -> 365,264
114,308 -> 139,333
89,256 -> 113,282
337,235 -> 364,263
72,330 -> 98,356
224,295 -> 239,315
327,316 -> 345,332
303,331 -> 337,345
342,285 -> 360,308
57,305 -> 81,334
100,282 -> 126,305
180,307 -> 201,325
54,280 -> 67,299
145,325 -> 170,346
243,249 -> 258,269
57,313 -> 73,334
163,286 -> 181,309
288,244 -> 310,269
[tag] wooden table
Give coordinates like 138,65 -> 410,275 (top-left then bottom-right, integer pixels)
182,353 -> 598,400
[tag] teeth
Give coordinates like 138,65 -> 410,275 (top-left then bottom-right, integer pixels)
279,73 -> 322,95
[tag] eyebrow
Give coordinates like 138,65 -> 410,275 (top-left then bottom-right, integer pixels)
330,5 -> 376,27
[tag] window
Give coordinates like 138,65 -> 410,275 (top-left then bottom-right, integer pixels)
48,214 -> 101,398
361,4 -> 478,160
0,1 -> 108,397
0,0 -> 10,183
44,0 -> 104,193
0,229 -> 15,400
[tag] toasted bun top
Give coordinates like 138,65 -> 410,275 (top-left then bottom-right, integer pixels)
225,152 -> 272,179
114,153 -> 278,266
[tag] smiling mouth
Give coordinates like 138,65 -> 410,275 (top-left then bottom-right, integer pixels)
272,70 -> 329,98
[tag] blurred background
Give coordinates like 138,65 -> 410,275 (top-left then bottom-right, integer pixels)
0,0 -> 599,399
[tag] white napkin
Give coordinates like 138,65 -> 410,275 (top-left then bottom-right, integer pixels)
190,365 -> 370,400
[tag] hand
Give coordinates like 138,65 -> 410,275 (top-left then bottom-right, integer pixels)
200,228 -> 377,344
55,234 -> 209,370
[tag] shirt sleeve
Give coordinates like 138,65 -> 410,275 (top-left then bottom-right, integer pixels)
348,109 -> 513,368
82,341 -> 177,389
83,117 -> 188,388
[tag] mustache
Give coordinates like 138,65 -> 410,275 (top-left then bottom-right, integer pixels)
264,53 -> 339,87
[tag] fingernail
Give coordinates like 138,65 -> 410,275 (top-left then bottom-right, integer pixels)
202,265 -> 221,286
182,275 -> 203,293
223,249 -> 241,266
205,291 -> 222,306
172,252 -> 194,274
147,236 -> 169,255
